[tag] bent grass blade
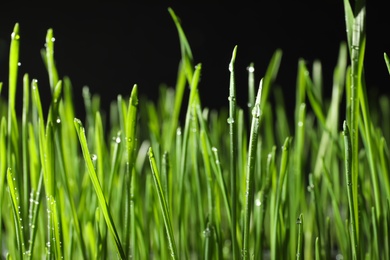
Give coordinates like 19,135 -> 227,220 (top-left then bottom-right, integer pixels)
74,118 -> 126,259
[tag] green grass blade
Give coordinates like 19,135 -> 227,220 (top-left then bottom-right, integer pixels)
125,84 -> 138,257
315,237 -> 320,260
21,74 -> 30,235
371,207 -> 379,259
54,125 -> 88,259
126,85 -> 138,176
48,195 -> 63,259
261,49 -> 282,113
7,23 -> 20,170
168,7 -> 194,82
271,136 -> 292,260
74,118 -> 125,259
211,147 -> 232,229
358,73 -> 381,219
7,168 -> 25,259
343,121 -> 359,260
176,63 -> 201,255
164,60 -> 187,152
44,28 -> 59,93
296,214 -> 303,259
228,45 -> 238,259
242,78 -> 263,259
384,52 -> 390,75
148,146 -> 178,259
8,22 -> 19,113
26,173 -> 43,259
345,1 -> 366,249
247,62 -> 255,115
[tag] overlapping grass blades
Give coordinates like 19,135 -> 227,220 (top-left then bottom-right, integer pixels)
0,2 -> 389,259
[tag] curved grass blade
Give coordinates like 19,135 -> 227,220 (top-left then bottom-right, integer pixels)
7,168 -> 25,259
74,118 -> 126,259
168,7 -> 194,82
54,126 -> 88,259
261,49 -> 282,113
148,147 -> 178,259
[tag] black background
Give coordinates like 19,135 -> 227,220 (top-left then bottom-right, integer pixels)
0,3 -> 389,120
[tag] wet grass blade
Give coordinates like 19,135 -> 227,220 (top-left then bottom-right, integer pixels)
43,28 -> 59,93
271,136 -> 292,260
344,1 -> 365,248
228,45 -> 238,259
7,168 -> 25,259
242,78 -> 263,259
148,147 -> 178,259
7,23 -> 20,170
125,84 -> 138,257
343,121 -> 358,260
74,118 -> 126,259
296,214 -> 303,259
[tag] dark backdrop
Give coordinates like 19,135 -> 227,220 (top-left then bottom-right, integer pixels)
0,3 -> 389,120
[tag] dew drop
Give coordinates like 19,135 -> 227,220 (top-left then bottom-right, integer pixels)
11,32 -> 20,40
228,63 -> 233,72
251,105 -> 261,118
91,154 -> 97,161
227,96 -> 236,102
255,199 -> 261,207
246,65 -> 255,73
203,227 -> 211,238
112,136 -> 121,144
227,117 -> 235,124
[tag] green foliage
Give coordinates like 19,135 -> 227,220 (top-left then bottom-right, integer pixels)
0,3 -> 389,259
